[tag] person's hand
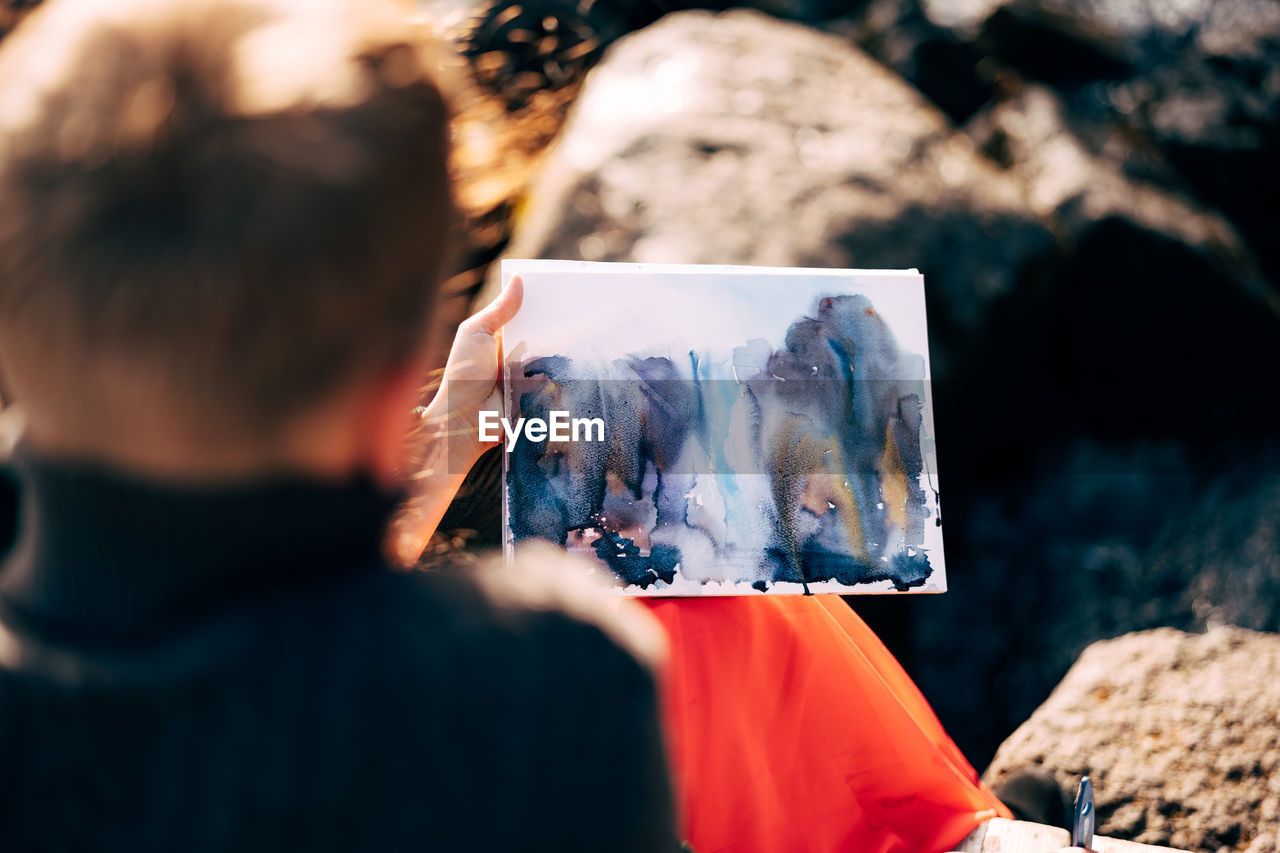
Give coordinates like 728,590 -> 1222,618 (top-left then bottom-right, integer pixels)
421,273 -> 523,469
387,275 -> 522,566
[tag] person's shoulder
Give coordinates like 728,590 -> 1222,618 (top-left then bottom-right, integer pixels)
316,547 -> 679,851
359,543 -> 666,680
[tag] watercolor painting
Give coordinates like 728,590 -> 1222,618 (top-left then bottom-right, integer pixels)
500,260 -> 945,595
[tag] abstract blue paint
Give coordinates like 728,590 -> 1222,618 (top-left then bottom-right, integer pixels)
501,261 -> 945,596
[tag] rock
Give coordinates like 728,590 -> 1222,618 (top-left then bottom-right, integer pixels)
501,7 -> 1056,376
831,0 -> 1000,124
917,0 -> 1280,67
975,0 -> 1133,85
953,81 -> 1279,451
905,0 -> 1280,90
835,0 -> 1137,126
844,0 -> 1280,281
1052,1 -> 1276,280
984,627 -> 1280,852
1026,0 -> 1280,284
1132,44 -> 1280,286
963,82 -> 1256,268
1145,461 -> 1280,635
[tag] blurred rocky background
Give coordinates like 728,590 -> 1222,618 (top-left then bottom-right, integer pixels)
422,1 -> 1280,848
4,0 -> 1276,848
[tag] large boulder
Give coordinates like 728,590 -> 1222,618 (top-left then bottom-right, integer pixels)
964,83 -> 1246,250
501,7 -> 1056,376
952,81 -> 1278,454
984,627 -> 1280,852
990,0 -> 1280,283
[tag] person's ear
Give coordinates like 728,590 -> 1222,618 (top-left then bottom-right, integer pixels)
361,354 -> 430,488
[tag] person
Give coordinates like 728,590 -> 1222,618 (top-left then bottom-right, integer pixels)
0,0 -> 679,850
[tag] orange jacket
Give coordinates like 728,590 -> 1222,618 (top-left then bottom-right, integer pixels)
641,595 -> 1010,853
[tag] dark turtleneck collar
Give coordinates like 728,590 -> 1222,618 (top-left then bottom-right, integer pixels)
0,447 -> 400,646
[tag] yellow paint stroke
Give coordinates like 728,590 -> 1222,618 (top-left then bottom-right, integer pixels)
770,416 -> 869,568
819,441 -> 869,564
879,420 -> 910,542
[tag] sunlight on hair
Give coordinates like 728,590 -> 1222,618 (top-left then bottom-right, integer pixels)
233,9 -> 374,116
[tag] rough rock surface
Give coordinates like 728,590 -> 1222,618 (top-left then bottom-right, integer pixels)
1003,0 -> 1280,284
984,627 -> 1280,853
840,0 -> 1280,282
1143,466 -> 1280,637
948,80 -> 1278,455
500,7 -> 1056,373
963,83 -> 1248,258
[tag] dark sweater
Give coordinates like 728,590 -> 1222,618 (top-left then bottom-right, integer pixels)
0,451 -> 679,852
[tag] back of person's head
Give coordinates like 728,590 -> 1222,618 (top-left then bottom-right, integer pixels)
0,0 -> 456,476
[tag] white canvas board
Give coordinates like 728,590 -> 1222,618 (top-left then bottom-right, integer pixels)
500,260 -> 946,596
